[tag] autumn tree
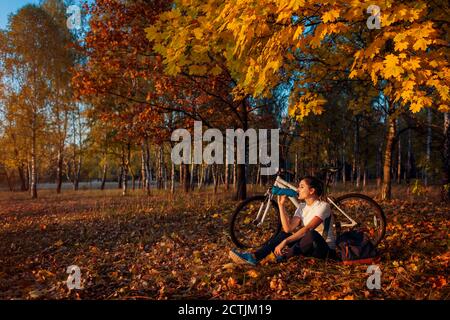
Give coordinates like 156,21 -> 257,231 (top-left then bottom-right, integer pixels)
152,0 -> 448,200
77,0 -> 253,198
2,6 -> 56,198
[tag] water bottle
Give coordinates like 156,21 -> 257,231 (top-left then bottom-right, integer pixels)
271,186 -> 298,197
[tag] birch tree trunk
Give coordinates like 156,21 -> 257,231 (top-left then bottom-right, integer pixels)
145,141 -> 152,194
141,143 -> 146,190
122,143 -> 130,196
30,111 -> 37,199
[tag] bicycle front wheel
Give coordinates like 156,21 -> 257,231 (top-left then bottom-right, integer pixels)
334,193 -> 386,246
229,195 -> 281,249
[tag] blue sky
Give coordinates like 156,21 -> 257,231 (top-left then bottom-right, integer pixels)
0,0 -> 40,29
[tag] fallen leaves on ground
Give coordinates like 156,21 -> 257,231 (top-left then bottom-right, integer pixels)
0,189 -> 448,300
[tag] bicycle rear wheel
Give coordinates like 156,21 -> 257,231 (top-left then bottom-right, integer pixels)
334,193 -> 386,246
229,195 -> 281,249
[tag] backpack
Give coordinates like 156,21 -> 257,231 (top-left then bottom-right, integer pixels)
335,230 -> 380,265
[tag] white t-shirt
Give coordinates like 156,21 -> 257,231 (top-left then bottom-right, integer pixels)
293,200 -> 336,250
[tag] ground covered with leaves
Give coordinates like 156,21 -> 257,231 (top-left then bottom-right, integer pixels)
0,187 -> 448,300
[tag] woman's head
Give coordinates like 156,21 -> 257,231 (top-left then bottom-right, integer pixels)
297,176 -> 324,200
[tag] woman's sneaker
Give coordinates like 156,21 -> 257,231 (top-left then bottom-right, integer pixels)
229,249 -> 257,266
275,255 -> 288,263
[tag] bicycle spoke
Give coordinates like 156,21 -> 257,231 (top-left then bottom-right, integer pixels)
334,194 -> 385,245
232,198 -> 280,249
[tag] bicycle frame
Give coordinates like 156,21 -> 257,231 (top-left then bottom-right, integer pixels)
254,176 -> 357,228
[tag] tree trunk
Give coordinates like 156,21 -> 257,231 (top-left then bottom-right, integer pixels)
441,112 -> 450,202
198,164 -> 205,190
363,165 -> 367,189
190,159 -> 195,191
101,161 -> 107,190
425,109 -> 432,186
397,129 -> 402,185
233,163 -> 236,188
56,147 -> 64,194
74,153 -> 81,191
406,130 -> 411,183
180,163 -> 183,188
145,141 -> 152,194
30,113 -> 37,199
3,167 -> 14,192
236,163 -> 246,200
213,164 -> 219,194
171,161 -> 175,194
118,164 -> 123,189
141,143 -> 146,190
376,144 -> 382,188
342,147 -> 346,185
255,164 -> 261,186
27,160 -> 31,193
18,164 -> 27,191
235,100 -> 249,200
363,132 -> 369,189
354,116 -> 360,188
182,163 -> 190,193
164,163 -> 168,190
130,165 -> 136,191
156,145 -> 163,189
122,143 -> 130,196
381,115 -> 397,200
294,152 -> 298,182
224,163 -> 229,190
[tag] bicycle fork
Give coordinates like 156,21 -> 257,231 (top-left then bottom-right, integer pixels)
253,194 -> 273,227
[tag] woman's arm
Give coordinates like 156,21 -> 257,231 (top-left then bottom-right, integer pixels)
277,195 -> 301,233
274,216 -> 323,256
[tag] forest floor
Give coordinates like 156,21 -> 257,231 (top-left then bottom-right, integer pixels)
0,185 -> 448,300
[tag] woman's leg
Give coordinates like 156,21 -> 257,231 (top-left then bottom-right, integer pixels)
291,230 -> 331,259
253,231 -> 292,261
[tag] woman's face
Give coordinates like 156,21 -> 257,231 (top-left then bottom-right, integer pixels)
297,180 -> 315,200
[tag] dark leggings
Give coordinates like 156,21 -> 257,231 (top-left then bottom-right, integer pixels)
253,230 -> 334,262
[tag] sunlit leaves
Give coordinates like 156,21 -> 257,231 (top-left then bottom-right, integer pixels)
322,9 -> 340,23
383,54 -> 404,80
145,0 -> 449,117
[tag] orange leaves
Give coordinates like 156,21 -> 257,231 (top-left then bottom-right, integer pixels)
431,276 -> 447,289
289,92 -> 327,121
227,276 -> 237,288
246,269 -> 259,279
412,38 -> 430,51
322,9 -> 340,23
383,54 -> 404,80
1,190 -> 450,299
144,0 -> 447,118
393,32 -> 409,51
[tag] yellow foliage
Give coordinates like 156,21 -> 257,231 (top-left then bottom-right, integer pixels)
322,9 -> 340,23
145,0 -> 448,115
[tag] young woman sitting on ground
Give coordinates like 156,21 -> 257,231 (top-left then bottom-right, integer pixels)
229,176 -> 336,266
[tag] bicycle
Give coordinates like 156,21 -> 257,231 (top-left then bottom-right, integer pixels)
229,167 -> 386,249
